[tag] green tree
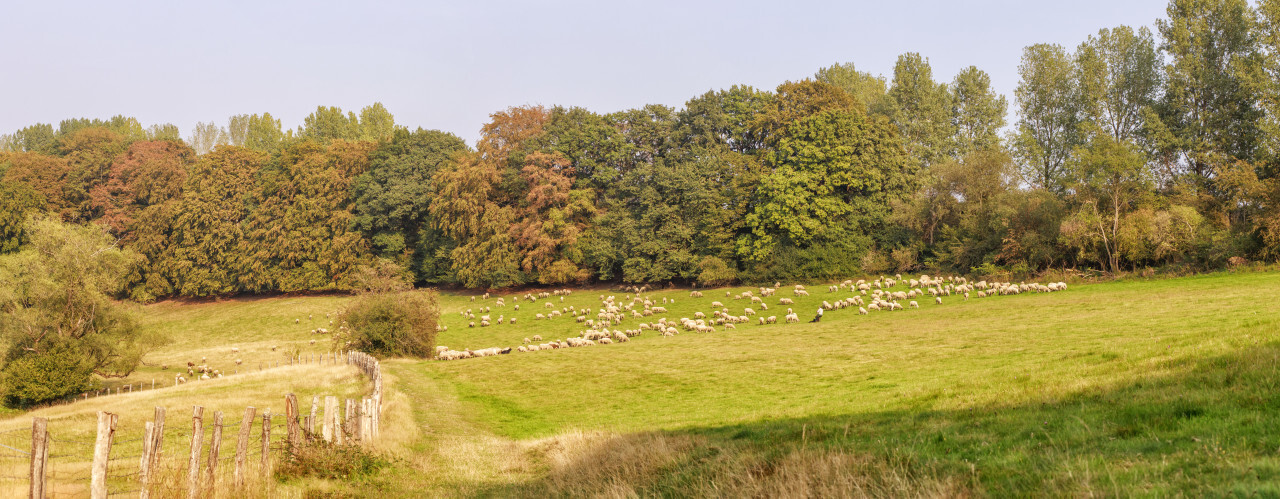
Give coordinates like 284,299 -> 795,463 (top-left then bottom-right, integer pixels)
1063,135 -> 1153,272
0,183 -> 44,253
301,106 -> 360,142
887,53 -> 955,169
676,86 -> 773,154
1254,0 -> 1280,171
752,80 -> 856,146
358,102 -> 398,142
241,140 -> 376,293
1012,43 -> 1081,192
744,110 -> 913,261
352,128 -> 470,283
814,62 -> 889,116
950,67 -> 1008,157
244,113 -> 285,154
1156,0 -> 1261,177
9,124 -> 57,153
164,147 -> 266,297
188,121 -> 229,155
0,217 -> 162,406
1076,26 -> 1162,143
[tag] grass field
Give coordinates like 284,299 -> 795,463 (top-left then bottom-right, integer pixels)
380,271 -> 1280,496
7,270 -> 1279,496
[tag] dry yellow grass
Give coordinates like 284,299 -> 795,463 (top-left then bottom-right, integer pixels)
0,364 -> 368,497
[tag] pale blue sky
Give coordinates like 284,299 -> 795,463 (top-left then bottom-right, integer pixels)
0,0 -> 1170,146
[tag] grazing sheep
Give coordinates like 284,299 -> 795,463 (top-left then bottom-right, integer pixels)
744,307 -> 756,316
909,301 -> 919,309
779,298 -> 794,305
711,301 -> 724,308
859,307 -> 868,315
725,323 -> 736,330
766,316 -> 778,324
935,296 -> 942,305
517,346 -> 528,353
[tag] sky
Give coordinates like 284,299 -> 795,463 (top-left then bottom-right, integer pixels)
0,0 -> 1172,146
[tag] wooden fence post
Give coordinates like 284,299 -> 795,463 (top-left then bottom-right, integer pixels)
309,396 -> 319,437
187,406 -> 204,499
345,399 -> 356,442
90,411 -> 118,499
285,394 -> 301,449
205,411 -> 223,492
360,398 -> 373,442
30,417 -> 48,499
260,411 -> 272,478
141,406 -> 166,498
323,396 -> 337,443
139,422 -> 154,499
234,406 -> 256,489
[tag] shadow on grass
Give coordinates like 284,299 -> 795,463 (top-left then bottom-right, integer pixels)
471,343 -> 1280,497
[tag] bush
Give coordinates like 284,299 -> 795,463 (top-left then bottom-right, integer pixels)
335,290 -> 439,358
277,441 -> 390,481
0,339 -> 97,407
696,256 -> 737,286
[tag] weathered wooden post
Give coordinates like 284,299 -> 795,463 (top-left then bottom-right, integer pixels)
234,406 -> 256,489
322,396 -> 338,443
205,411 -> 223,492
90,411 -> 118,499
187,406 -> 204,499
30,417 -> 48,499
139,422 -> 154,498
260,411 -> 272,478
285,394 -> 301,449
309,396 -> 319,437
345,399 -> 356,441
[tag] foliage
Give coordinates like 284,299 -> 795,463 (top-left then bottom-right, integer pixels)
277,441 -> 391,482
335,290 -> 439,358
0,217 -> 163,406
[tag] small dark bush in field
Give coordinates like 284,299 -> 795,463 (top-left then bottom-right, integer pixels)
336,290 -> 439,358
277,441 -> 390,481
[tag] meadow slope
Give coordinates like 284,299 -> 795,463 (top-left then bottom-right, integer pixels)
375,271 -> 1280,496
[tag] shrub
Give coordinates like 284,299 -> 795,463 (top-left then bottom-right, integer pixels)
335,290 -> 439,358
696,256 -> 737,286
0,339 -> 97,407
277,441 -> 390,481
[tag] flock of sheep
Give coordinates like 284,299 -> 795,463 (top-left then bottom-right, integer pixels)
434,275 -> 1070,361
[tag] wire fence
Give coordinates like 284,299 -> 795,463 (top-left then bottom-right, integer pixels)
4,351 -> 383,498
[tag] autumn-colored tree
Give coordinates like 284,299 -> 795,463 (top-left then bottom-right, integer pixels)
58,128 -> 132,222
1,152 -> 71,215
88,140 -> 193,236
511,152 -> 595,283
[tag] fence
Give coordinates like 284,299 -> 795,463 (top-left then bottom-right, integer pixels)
10,351 -> 383,498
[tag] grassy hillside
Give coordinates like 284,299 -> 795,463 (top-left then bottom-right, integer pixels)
19,271 -> 1277,496
375,271 -> 1280,496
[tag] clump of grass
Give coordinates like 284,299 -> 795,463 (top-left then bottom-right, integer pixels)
277,441 -> 391,482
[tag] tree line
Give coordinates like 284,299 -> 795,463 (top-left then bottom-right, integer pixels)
2,0 -> 1279,299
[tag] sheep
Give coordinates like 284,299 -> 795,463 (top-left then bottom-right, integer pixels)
690,291 -> 703,298
785,313 -> 800,323
935,296 -> 942,305
744,307 -> 756,316
599,337 -> 613,344
779,298 -> 794,305
794,289 -> 810,297
517,346 -> 528,353
510,318 -> 517,325
533,335 -> 543,341
766,315 -> 778,324
652,306 -> 668,313
909,301 -> 919,309
235,359 -> 242,365
469,321 -> 476,328
859,307 -> 868,315
724,323 -> 736,330
711,301 -> 724,308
